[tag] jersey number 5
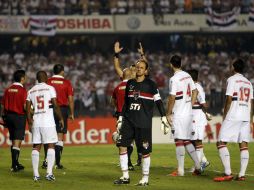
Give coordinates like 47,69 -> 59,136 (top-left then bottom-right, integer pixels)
36,96 -> 44,109
239,87 -> 250,102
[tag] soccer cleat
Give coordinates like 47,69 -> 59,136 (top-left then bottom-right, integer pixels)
169,170 -> 184,177
10,166 -> 19,172
114,177 -> 130,185
135,179 -> 149,186
192,168 -> 202,176
45,174 -> 56,181
41,160 -> 48,169
234,176 -> 245,181
201,161 -> 210,170
214,174 -> 233,182
17,163 -> 25,170
33,176 -> 41,181
55,164 -> 64,169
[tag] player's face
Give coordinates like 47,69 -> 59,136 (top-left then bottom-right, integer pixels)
130,65 -> 137,78
136,62 -> 147,77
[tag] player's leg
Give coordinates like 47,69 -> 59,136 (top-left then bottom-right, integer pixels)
41,144 -> 48,169
135,127 -> 151,186
134,137 -> 142,166
32,144 -> 41,181
114,120 -> 133,184
127,143 -> 134,170
171,139 -> 185,176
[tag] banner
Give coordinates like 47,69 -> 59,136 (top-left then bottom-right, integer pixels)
0,116 -> 253,147
30,16 -> 57,36
249,7 -> 254,26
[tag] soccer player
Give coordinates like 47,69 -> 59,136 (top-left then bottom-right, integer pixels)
113,41 -> 146,166
112,68 -> 135,170
166,55 -> 202,176
113,60 -> 171,186
188,69 -> 212,170
214,58 -> 253,182
42,64 -> 74,169
26,71 -> 64,181
0,69 -> 27,172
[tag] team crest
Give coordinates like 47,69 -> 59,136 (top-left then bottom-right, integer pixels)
142,141 -> 149,149
133,90 -> 140,100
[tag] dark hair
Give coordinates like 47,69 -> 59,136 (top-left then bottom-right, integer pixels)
233,58 -> 245,74
36,71 -> 47,82
53,64 -> 64,75
13,69 -> 25,82
170,55 -> 181,68
187,69 -> 199,81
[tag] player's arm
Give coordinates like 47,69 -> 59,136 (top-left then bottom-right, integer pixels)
114,41 -> 124,78
222,95 -> 232,120
138,42 -> 148,63
52,97 -> 65,129
191,89 -> 198,106
26,100 -> 33,132
68,95 -> 74,120
166,94 -> 175,124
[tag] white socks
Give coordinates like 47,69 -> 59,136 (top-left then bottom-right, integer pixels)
47,148 -> 55,175
142,155 -> 150,182
185,141 -> 200,169
218,145 -> 231,175
119,152 -> 129,178
31,149 -> 40,177
175,142 -> 185,175
239,148 -> 249,177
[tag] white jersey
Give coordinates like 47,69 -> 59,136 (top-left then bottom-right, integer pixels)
193,82 -> 207,124
169,70 -> 196,118
27,82 -> 56,128
225,73 -> 253,121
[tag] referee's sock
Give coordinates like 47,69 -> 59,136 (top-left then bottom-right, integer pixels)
12,147 -> 20,168
55,141 -> 63,165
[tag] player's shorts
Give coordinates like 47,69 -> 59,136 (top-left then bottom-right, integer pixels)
116,118 -> 152,155
5,112 -> 26,140
191,110 -> 207,140
54,106 -> 68,134
172,115 -> 193,140
218,119 -> 250,143
32,127 -> 58,144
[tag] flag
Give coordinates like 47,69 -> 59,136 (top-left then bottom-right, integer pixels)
29,16 -> 57,36
206,7 -> 240,30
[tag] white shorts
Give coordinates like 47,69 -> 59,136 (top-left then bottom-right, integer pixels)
191,111 -> 207,140
218,119 -> 250,143
32,127 -> 58,144
172,116 -> 193,140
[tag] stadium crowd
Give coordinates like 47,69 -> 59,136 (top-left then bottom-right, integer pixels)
0,0 -> 252,15
0,35 -> 254,116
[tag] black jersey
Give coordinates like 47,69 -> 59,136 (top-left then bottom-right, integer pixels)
122,78 -> 163,128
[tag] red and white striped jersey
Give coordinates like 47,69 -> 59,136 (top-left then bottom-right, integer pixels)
169,70 -> 196,118
225,73 -> 253,121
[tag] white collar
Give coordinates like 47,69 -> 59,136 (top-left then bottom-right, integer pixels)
52,75 -> 64,79
13,82 -> 23,87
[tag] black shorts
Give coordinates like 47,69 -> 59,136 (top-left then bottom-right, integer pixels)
117,118 -> 152,155
5,113 -> 26,140
54,106 -> 68,134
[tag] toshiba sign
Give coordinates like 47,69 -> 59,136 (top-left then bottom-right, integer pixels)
0,117 -> 117,147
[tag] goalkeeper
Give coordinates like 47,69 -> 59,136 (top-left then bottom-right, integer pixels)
113,59 -> 172,186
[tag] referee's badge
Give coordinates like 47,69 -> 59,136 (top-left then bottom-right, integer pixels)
133,90 -> 140,100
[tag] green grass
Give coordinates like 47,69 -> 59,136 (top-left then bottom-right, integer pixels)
0,143 -> 253,190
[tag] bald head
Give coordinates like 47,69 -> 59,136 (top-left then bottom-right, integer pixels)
36,71 -> 48,83
122,68 -> 132,80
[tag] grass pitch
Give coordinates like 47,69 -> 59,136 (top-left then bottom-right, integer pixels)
0,143 -> 253,190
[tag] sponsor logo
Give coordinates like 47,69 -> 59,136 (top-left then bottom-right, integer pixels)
126,16 -> 140,30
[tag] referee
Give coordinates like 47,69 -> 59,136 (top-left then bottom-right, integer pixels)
1,69 -> 27,172
42,64 -> 74,169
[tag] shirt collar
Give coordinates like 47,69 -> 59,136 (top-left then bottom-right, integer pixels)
13,82 -> 23,87
52,75 -> 64,79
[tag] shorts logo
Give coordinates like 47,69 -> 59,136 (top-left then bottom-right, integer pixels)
142,141 -> 149,149
133,90 -> 140,100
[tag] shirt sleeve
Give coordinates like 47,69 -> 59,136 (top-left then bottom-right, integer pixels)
169,78 -> 177,95
197,85 -> 206,104
190,79 -> 196,91
50,87 -> 57,99
225,78 -> 234,96
151,81 -> 161,101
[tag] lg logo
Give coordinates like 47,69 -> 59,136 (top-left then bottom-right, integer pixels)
130,103 -> 141,110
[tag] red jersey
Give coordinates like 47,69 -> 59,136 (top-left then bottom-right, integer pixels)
112,80 -> 128,113
47,75 -> 74,106
1,82 -> 27,115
